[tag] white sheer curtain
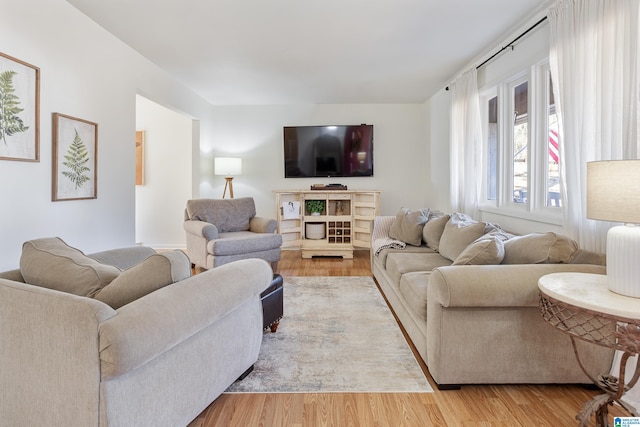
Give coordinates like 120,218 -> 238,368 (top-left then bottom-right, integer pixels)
550,0 -> 640,410
449,68 -> 482,218
549,0 -> 640,253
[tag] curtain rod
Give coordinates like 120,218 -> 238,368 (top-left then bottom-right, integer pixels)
445,15 -> 548,91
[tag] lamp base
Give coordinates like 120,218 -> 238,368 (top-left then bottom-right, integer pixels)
607,224 -> 640,298
222,177 -> 234,199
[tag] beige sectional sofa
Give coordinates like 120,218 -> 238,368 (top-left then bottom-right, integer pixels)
0,237 -> 273,426
371,210 -> 615,389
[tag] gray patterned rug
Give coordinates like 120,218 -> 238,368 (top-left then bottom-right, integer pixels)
225,276 -> 433,393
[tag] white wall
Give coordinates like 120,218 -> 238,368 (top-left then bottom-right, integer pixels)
1,0 -> 440,266
135,95 -> 192,248
0,0 -> 214,270
200,104 -> 430,219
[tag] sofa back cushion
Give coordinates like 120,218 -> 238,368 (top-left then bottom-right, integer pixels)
452,231 -> 509,265
502,232 -> 579,264
20,237 -> 121,297
94,250 -> 191,309
388,208 -> 429,246
439,213 -> 493,262
186,197 -> 256,232
422,213 -> 450,251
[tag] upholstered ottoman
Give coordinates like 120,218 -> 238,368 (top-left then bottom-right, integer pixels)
260,274 -> 283,332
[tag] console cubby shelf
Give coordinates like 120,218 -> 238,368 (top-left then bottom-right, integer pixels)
274,190 -> 381,259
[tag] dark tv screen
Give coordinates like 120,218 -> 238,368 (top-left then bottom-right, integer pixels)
283,125 -> 373,178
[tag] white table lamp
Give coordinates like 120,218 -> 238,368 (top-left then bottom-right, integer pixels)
214,157 -> 242,198
587,160 -> 640,297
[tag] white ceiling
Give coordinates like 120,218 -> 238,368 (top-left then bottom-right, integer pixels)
67,0 -> 547,105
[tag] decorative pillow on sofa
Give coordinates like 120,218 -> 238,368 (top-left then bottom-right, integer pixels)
20,237 -> 121,298
439,213 -> 495,262
452,231 -> 510,265
389,208 -> 430,246
94,250 -> 191,309
422,213 -> 450,251
502,232 -> 579,264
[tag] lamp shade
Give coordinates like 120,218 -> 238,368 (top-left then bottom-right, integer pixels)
214,157 -> 242,176
587,160 -> 640,224
587,160 -> 640,298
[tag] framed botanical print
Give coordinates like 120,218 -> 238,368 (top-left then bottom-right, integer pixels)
52,113 -> 98,201
0,52 -> 40,161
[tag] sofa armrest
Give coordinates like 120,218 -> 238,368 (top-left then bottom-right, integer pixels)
250,216 -> 277,233
98,258 -> 273,380
372,216 -> 395,240
0,268 -> 25,282
184,219 -> 219,240
88,246 -> 157,270
0,279 -> 116,424
428,263 -> 606,308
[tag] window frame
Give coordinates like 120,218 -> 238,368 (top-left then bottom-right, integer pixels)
479,60 -> 563,225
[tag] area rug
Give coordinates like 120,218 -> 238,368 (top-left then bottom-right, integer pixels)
225,276 -> 433,393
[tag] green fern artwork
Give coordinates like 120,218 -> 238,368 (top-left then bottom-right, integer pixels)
62,129 -> 91,189
0,70 -> 29,145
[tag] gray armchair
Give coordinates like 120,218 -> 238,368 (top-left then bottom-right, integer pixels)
184,197 -> 282,271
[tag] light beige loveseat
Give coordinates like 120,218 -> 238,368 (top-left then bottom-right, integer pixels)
0,238 -> 273,426
371,211 -> 615,389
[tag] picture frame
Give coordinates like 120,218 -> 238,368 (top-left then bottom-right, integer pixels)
52,113 -> 98,201
0,52 -> 40,162
136,130 -> 144,185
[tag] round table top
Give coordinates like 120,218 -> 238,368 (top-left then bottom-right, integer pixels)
538,272 -> 640,320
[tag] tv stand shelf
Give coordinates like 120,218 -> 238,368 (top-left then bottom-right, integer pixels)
274,190 -> 381,259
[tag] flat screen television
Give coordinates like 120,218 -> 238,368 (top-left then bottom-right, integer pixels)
283,124 -> 373,178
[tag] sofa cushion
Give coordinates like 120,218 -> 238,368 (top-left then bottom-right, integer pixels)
452,232 -> 508,265
20,237 -> 121,298
398,272 -> 431,322
422,214 -> 450,251
208,231 -> 283,256
502,232 -> 579,264
386,252 -> 452,284
94,250 -> 191,309
439,214 -> 492,262
389,208 -> 429,246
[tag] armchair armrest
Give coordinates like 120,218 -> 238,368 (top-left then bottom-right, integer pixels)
250,216 -> 277,233
184,219 -> 219,240
98,258 -> 273,379
428,263 -> 606,309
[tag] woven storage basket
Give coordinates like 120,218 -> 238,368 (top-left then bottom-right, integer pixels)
305,223 -> 325,239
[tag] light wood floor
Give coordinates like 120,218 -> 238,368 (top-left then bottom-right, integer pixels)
188,250 -> 623,427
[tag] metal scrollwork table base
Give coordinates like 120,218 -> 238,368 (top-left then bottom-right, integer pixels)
539,272 -> 640,427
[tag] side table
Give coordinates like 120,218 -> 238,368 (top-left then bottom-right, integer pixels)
538,272 -> 640,426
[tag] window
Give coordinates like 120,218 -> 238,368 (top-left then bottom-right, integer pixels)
481,62 -> 561,222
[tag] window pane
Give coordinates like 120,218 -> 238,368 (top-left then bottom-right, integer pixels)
547,75 -> 561,207
487,96 -> 498,201
513,81 -> 528,204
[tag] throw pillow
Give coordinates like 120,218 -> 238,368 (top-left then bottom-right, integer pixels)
422,213 -> 450,251
388,208 -> 430,246
452,231 -> 509,265
94,250 -> 191,309
439,213 -> 494,262
502,232 -> 579,264
20,237 -> 121,297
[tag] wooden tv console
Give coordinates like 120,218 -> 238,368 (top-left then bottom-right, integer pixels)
274,190 -> 381,258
